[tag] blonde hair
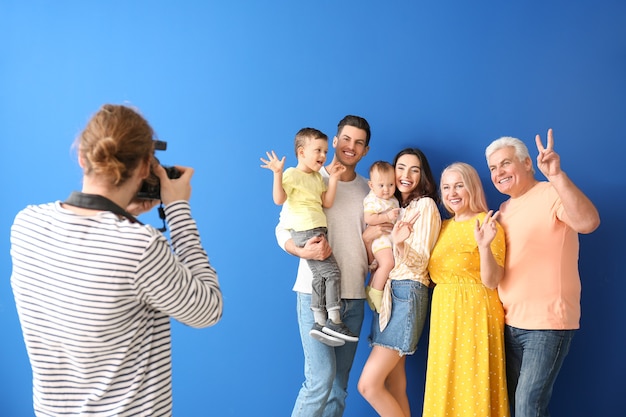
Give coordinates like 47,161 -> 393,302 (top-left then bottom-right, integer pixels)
369,160 -> 394,178
294,127 -> 327,158
440,162 -> 488,216
76,104 -> 154,186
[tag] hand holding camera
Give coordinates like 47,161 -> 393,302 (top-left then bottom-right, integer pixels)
136,140 -> 182,200
128,140 -> 193,232
127,161 -> 193,217
154,163 -> 194,205
126,198 -> 160,217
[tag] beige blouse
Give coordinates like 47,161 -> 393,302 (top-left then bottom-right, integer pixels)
379,196 -> 441,331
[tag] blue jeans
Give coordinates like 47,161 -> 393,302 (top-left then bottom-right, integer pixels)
292,292 -> 365,417
370,280 -> 429,355
505,325 -> 576,417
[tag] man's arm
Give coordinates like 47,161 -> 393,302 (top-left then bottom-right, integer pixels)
548,172 -> 600,234
275,221 -> 331,260
536,129 -> 600,234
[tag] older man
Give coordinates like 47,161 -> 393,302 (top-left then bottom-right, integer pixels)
485,129 -> 600,417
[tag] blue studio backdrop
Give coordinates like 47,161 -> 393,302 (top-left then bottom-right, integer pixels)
1,2 -> 624,416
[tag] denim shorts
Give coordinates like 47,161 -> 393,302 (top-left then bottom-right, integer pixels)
369,280 -> 430,356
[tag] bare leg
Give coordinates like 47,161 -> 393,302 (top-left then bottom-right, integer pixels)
387,356 -> 409,416
358,345 -> 409,417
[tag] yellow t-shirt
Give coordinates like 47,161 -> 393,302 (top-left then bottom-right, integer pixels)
281,167 -> 327,232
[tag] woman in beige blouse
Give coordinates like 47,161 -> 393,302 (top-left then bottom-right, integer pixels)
358,148 -> 441,417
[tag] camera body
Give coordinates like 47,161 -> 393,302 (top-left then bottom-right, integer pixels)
137,140 -> 181,200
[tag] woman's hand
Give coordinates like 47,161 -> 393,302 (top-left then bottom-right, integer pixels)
391,211 -> 420,244
474,210 -> 499,249
156,164 -> 194,205
126,198 -> 159,216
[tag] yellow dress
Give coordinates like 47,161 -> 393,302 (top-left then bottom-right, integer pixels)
423,213 -> 509,417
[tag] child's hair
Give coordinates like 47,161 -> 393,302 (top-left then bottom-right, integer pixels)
294,127 -> 328,157
369,160 -> 394,177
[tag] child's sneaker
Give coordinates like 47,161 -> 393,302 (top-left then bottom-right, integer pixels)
322,319 -> 359,343
310,323 -> 345,347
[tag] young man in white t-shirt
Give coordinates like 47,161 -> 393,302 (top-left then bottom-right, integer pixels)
276,115 -> 389,417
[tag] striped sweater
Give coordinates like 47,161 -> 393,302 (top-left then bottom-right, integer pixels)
10,200 -> 223,417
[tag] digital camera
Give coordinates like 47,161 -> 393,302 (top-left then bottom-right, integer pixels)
137,140 -> 181,200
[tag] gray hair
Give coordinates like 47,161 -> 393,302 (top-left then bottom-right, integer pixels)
485,136 -> 535,174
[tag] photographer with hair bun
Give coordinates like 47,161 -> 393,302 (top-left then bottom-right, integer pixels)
10,104 -> 223,417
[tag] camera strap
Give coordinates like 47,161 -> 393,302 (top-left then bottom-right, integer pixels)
63,191 -> 144,225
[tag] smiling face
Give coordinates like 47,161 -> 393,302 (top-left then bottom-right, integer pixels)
332,125 -> 369,169
297,138 -> 328,173
487,146 -> 534,198
395,154 -> 421,200
440,170 -> 471,219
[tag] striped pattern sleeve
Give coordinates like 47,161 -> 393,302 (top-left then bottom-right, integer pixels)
10,200 -> 222,416
134,201 -> 223,328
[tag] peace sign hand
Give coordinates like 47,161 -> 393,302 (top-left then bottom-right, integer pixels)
474,210 -> 499,249
392,211 -> 420,244
535,128 -> 562,179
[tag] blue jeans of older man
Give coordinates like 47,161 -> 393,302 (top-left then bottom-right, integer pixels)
292,293 -> 364,417
505,325 -> 576,417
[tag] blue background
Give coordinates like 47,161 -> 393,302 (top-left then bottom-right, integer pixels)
1,1 -> 624,416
